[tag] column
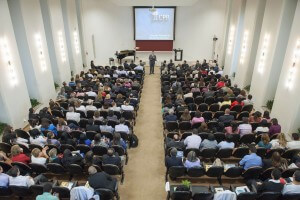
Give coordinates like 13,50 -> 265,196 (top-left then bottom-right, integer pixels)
249,0 -> 298,111
234,0 -> 266,89
8,0 -> 56,105
223,0 -> 245,76
40,0 -> 71,83
61,0 -> 83,75
271,0 -> 300,134
0,0 -> 31,128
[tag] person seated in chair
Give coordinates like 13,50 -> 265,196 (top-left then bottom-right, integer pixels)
102,148 -> 121,167
121,99 -> 134,112
86,119 -> 100,132
217,134 -> 235,149
88,166 -> 118,192
165,109 -> 177,123
218,108 -> 234,124
31,147 -> 49,165
115,118 -> 130,134
66,107 -> 81,123
40,118 -> 58,136
165,148 -> 183,169
287,133 -> 300,149
8,166 -> 34,187
238,117 -> 253,137
0,166 -> 9,188
183,151 -> 201,169
282,170 -> 300,195
239,145 -> 262,170
99,119 -> 114,134
36,183 -> 59,200
166,134 -> 184,150
184,129 -> 202,149
107,110 -> 119,122
61,149 -> 83,168
11,145 -> 30,164
200,133 -> 218,151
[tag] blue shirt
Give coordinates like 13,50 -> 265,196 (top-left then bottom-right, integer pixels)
165,114 -> 177,122
41,124 -> 58,136
36,192 -> 59,200
184,159 -> 201,169
0,173 -> 9,187
239,153 -> 262,170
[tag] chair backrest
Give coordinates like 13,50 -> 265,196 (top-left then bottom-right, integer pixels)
60,144 -> 76,152
76,144 -> 91,154
282,168 -> 299,178
0,187 -> 12,197
0,161 -> 12,172
95,188 -> 114,200
29,143 -> 43,151
281,193 -> 300,200
192,192 -> 214,200
15,129 -> 30,139
216,148 -> 233,158
68,164 -> 83,175
11,162 -> 31,173
46,163 -> 66,174
52,186 -> 70,198
9,185 -> 32,197
179,121 -> 192,131
168,166 -> 186,180
0,142 -> 12,154
237,192 -> 257,200
206,166 -> 224,177
240,134 -> 256,144
111,145 -> 126,156
30,184 -> 44,196
28,163 -> 48,174
281,149 -> 300,159
209,103 -> 220,112
70,130 -> 83,140
92,146 -> 108,156
86,131 -> 98,140
102,164 -> 120,175
200,148 -> 217,158
233,147 -> 249,158
257,192 -> 281,200
242,166 -> 263,179
171,191 -> 191,200
186,167 -> 205,177
224,166 -> 243,178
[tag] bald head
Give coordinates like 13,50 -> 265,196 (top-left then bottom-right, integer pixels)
88,166 -> 97,175
225,108 -> 230,115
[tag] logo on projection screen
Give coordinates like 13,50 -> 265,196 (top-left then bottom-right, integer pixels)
151,11 -> 169,21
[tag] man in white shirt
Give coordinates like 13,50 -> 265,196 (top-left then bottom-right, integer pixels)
134,64 -> 144,71
183,89 -> 193,99
75,101 -> 87,115
31,147 -> 48,165
109,102 -> 121,112
85,88 -> 97,97
238,117 -> 253,137
287,133 -> 300,149
9,166 -> 35,187
184,129 -> 202,149
121,99 -> 134,111
282,171 -> 300,195
115,118 -> 130,134
66,107 -> 81,123
243,94 -> 254,106
86,100 -> 97,111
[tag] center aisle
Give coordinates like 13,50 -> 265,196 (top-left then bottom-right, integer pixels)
118,67 -> 166,199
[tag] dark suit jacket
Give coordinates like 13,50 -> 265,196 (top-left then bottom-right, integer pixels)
257,180 -> 284,193
218,114 -> 234,123
88,172 -> 117,191
166,138 -> 185,150
102,155 -> 121,167
165,156 -> 183,169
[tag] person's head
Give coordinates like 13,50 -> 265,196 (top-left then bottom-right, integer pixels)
49,148 -> 57,158
170,147 -> 177,157
225,134 -> 233,143
292,133 -> 300,141
42,183 -> 53,193
187,151 -> 198,162
41,118 -> 50,128
108,110 -> 114,117
261,133 -> 270,145
85,151 -> 94,165
247,94 -> 252,100
260,119 -> 268,127
94,110 -> 100,118
224,96 -> 229,102
199,122 -> 208,131
207,133 -> 215,141
277,133 -> 287,147
192,129 -> 198,135
107,148 -> 115,157
242,117 -> 249,124
113,132 -> 121,143
271,118 -> 278,125
263,111 -> 270,119
168,109 -> 174,115
63,149 -> 72,158
240,90 -> 246,97
32,148 -> 41,158
225,108 -> 230,115
119,118 -> 125,124
271,168 -> 282,180
58,118 -> 66,126
249,145 -> 257,154
183,109 -> 189,116
88,166 -> 97,175
11,145 -> 22,156
173,134 -> 180,141
94,133 -> 101,143
9,166 -> 20,177
195,111 -> 201,118
79,133 -> 87,144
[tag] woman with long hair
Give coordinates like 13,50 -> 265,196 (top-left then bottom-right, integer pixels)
183,151 -> 201,169
257,133 -> 272,149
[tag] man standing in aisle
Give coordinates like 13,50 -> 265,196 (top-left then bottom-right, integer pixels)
149,51 -> 156,74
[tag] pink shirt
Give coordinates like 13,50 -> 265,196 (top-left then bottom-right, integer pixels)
191,117 -> 205,125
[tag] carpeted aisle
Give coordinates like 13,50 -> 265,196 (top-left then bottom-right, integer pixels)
118,66 -> 166,199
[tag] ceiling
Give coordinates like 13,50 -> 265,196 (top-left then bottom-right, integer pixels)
110,0 -> 200,6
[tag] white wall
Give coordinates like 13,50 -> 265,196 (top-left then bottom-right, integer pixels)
271,0 -> 300,135
81,0 -> 227,65
0,0 -> 31,128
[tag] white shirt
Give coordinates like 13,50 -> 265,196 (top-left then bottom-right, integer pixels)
9,176 -> 34,187
86,91 -> 97,97
31,156 -> 47,165
282,183 -> 300,194
76,105 -> 87,115
134,65 -> 144,71
109,106 -> 121,112
121,105 -> 134,111
184,134 -> 202,149
86,105 -> 97,111
115,124 -> 130,134
255,127 -> 269,133
184,93 -> 193,99
66,112 -> 81,123
238,124 -> 253,137
30,136 -> 47,147
287,141 -> 300,149
217,141 -> 235,149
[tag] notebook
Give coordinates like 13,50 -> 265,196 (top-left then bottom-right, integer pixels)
60,181 -> 74,190
235,186 -> 250,195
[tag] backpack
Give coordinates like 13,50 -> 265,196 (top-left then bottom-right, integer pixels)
130,133 -> 139,148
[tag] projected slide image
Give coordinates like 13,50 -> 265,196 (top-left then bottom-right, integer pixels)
135,8 -> 175,40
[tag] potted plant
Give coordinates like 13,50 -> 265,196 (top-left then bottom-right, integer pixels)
30,98 -> 41,108
0,122 -> 7,135
54,82 -> 60,90
244,85 -> 251,92
266,99 -> 274,111
175,180 -> 191,192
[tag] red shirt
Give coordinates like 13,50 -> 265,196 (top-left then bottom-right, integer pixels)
230,101 -> 244,109
216,81 -> 225,89
12,153 -> 30,164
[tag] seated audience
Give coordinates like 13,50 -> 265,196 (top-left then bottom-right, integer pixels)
218,95 -> 231,107
249,111 -> 262,123
121,99 -> 134,111
239,145 -> 262,170
107,110 -> 119,122
31,147 -> 49,165
287,133 -> 300,149
84,151 -> 101,167
165,148 -> 183,169
61,149 -> 83,168
11,145 -> 30,164
200,133 -> 218,150
269,118 -> 281,136
110,132 -> 127,150
91,133 -> 109,148
93,110 -> 103,122
100,119 -> 114,134
40,118 -> 58,136
184,151 -> 201,169
115,118 -> 130,134
180,109 -> 191,121
66,107 -> 81,123
86,119 -> 100,132
230,97 -> 244,109
9,166 -> 34,187
88,166 -> 117,192
184,129 -> 202,149
29,129 -> 47,147
218,108 -> 234,124
254,119 -> 269,134
253,168 -> 284,193
217,134 -> 235,149
224,122 -> 239,135
36,183 -> 59,200
191,111 -> 204,125
243,94 -> 254,106
75,100 -> 87,116
263,151 -> 288,170
0,166 -> 9,188
86,100 -> 97,111
78,133 -> 92,146
270,133 -> 287,149
166,134 -> 184,150
282,171 -> 300,194
102,148 -> 121,167
165,109 -> 177,122
238,117 -> 253,137
262,111 -> 271,123
257,133 -> 272,149
56,118 -> 71,133
47,148 -> 61,164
